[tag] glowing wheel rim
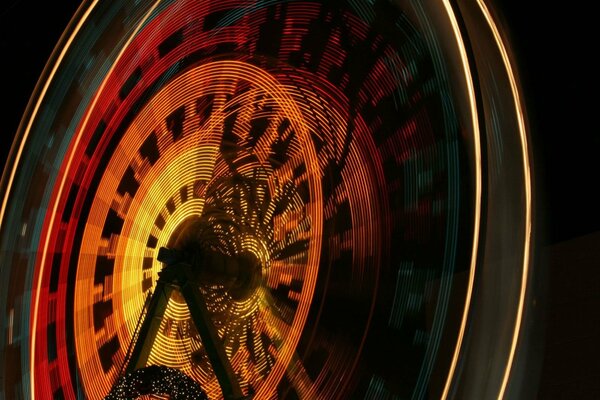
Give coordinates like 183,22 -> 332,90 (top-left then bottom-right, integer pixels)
0,1 -> 535,399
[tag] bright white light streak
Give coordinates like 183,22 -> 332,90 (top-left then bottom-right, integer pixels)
475,1 -> 533,399
440,1 -> 482,399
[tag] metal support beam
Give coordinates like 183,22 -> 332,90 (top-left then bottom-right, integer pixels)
120,247 -> 245,399
179,263 -> 244,400
124,277 -> 174,374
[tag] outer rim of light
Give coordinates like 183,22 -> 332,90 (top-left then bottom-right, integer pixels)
439,1 -> 482,398
28,2 -> 163,398
439,1 -> 533,399
475,1 -> 533,398
0,0 -> 100,398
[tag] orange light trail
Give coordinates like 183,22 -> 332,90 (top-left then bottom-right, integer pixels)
440,0 -> 483,398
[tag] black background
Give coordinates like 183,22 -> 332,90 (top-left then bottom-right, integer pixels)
1,0 -> 598,397
493,0 -> 599,245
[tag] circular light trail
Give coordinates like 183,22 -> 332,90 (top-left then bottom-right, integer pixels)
0,0 -> 535,399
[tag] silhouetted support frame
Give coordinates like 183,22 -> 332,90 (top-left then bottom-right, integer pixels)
123,247 -> 244,400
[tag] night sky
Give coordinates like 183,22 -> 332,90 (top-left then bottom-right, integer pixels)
494,0 -> 599,244
0,0 -> 82,174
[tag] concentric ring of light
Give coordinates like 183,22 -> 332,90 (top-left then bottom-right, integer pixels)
74,60 -> 326,398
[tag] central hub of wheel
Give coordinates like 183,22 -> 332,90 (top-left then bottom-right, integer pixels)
163,217 -> 262,301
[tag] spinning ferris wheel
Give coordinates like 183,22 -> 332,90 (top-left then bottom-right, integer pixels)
0,0 -> 536,399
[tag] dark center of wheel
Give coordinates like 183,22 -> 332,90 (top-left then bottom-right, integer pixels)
163,217 -> 262,301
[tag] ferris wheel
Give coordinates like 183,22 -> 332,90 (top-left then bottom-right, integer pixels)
0,1 -> 536,399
